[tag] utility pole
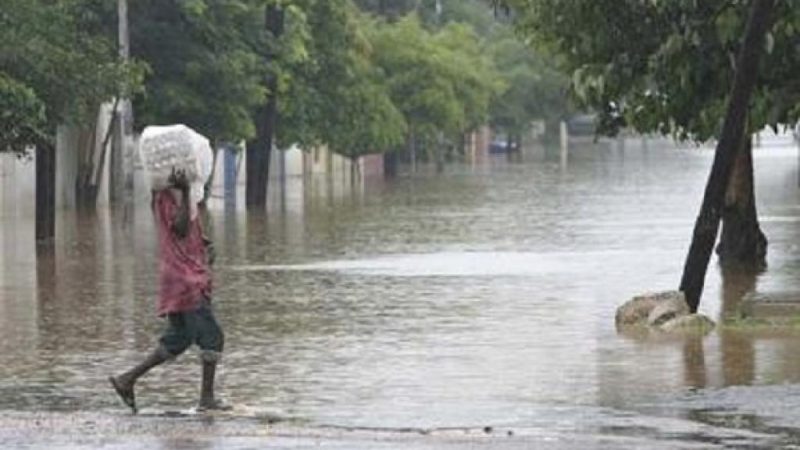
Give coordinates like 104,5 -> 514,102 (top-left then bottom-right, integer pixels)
434,0 -> 445,174
112,0 -> 134,212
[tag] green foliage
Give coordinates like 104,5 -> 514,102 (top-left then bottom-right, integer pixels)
281,2 -> 502,159
129,0 -> 269,142
418,0 -> 496,35
367,0 -> 569,143
498,0 -> 800,141
435,23 -> 505,130
487,27 -> 567,137
0,73 -> 46,155
368,15 -> 501,142
0,0 -> 142,154
278,0 -> 407,158
352,0 -> 419,21
0,0 -> 568,163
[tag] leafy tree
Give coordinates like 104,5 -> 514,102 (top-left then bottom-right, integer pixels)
360,0 -> 570,156
368,15 -> 501,165
499,0 -> 799,140
488,28 -> 568,146
279,1 -> 406,162
0,0 -> 141,239
129,0 -> 269,142
0,0 -> 140,149
0,73 -> 45,156
418,0 -> 496,35
497,0 -> 791,308
352,0 -> 419,20
433,23 -> 504,133
245,2 -> 286,208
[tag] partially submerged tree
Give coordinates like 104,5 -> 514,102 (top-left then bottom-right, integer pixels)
130,0 -> 269,141
0,0 -> 141,239
279,1 -> 407,172
127,0 -> 270,208
497,0 -> 799,308
678,0 -> 776,311
128,0 -> 310,209
368,16 -> 502,168
245,2 -> 286,209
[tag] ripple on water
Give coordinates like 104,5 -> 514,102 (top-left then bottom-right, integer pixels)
1,140 -> 800,448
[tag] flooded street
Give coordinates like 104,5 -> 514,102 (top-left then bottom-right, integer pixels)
2,138 -> 800,448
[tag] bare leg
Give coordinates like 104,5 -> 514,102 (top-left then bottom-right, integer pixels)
198,358 -> 230,411
110,347 -> 171,413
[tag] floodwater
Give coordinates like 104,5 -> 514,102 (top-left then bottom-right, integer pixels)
2,136 -> 800,448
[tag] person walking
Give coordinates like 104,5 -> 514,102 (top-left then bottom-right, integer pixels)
109,168 -> 227,413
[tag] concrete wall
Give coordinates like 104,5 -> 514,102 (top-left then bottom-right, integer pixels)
56,104 -> 115,209
465,126 -> 491,165
360,154 -> 384,178
3,132 -> 386,218
0,152 -> 36,219
283,146 -> 304,178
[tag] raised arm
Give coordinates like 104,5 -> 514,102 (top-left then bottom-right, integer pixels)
168,168 -> 191,239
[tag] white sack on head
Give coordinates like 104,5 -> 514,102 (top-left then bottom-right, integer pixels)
138,124 -> 213,199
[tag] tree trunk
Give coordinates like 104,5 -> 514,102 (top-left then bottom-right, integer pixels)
350,157 -> 360,186
245,101 -> 273,208
76,103 -> 119,210
384,151 -> 398,177
117,0 -> 135,212
678,0 -> 775,312
75,127 -> 98,209
719,265 -> 756,384
716,135 -> 767,269
246,5 -> 283,209
435,132 -> 445,174
36,141 -> 56,242
408,130 -> 417,172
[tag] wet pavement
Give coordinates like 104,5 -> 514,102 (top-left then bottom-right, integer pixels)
0,408 -> 787,449
2,136 -> 800,448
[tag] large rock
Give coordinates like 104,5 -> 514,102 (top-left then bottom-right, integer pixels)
616,291 -> 688,328
647,296 -> 690,327
659,314 -> 716,333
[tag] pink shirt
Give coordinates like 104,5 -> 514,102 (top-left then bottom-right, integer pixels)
154,190 -> 212,316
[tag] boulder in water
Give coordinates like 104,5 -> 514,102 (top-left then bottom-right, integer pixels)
616,291 -> 688,328
647,295 -> 690,327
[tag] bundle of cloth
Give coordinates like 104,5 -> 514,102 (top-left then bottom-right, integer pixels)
138,124 -> 213,217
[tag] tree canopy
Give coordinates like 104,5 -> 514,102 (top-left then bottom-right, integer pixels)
0,0 -> 141,154
368,16 -> 502,143
278,0 -> 407,159
488,27 -> 568,139
496,0 -> 800,140
1,0 -> 571,160
129,0 -> 271,142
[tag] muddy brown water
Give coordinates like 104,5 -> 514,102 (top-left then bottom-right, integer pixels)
2,137 -> 800,448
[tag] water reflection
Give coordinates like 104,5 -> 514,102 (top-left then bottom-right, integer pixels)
682,336 -> 707,389
0,139 -> 799,440
719,266 -> 758,386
